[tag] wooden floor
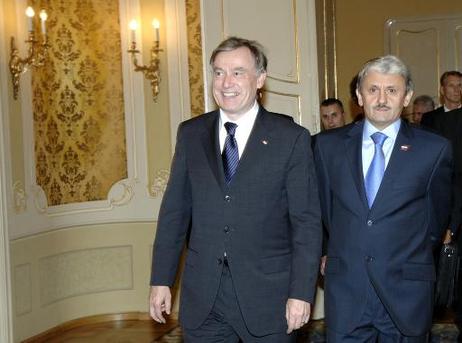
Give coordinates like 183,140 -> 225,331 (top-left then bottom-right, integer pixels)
23,313 -> 182,343
23,312 -> 457,343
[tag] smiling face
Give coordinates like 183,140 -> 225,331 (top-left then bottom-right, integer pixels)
357,71 -> 413,130
212,47 -> 266,120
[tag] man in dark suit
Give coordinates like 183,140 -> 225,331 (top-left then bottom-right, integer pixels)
420,71 -> 462,128
315,55 -> 453,342
430,108 -> 462,341
149,37 -> 321,342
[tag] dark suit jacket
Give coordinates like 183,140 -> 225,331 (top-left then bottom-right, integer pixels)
150,107 -> 322,336
314,120 -> 452,336
431,108 -> 462,241
420,106 -> 444,129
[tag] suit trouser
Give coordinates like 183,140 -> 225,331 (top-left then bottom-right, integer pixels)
327,280 -> 428,343
182,260 -> 296,343
454,252 -> 462,342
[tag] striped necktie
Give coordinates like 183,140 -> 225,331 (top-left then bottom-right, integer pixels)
222,122 -> 239,185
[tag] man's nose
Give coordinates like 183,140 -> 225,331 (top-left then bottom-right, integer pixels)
223,74 -> 234,87
378,89 -> 387,105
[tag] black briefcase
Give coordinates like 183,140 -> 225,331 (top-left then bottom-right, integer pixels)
434,242 -> 460,308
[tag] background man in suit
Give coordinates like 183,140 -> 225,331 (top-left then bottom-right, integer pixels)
315,55 -> 452,342
149,37 -> 321,342
411,95 -> 435,125
320,98 -> 346,130
421,71 -> 462,128
428,107 -> 462,341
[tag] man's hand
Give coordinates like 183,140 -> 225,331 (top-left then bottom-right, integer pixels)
286,298 -> 311,334
320,255 -> 327,276
443,229 -> 453,244
149,286 -> 171,323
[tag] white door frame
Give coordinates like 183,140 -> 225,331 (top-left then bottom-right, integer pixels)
0,0 -> 14,340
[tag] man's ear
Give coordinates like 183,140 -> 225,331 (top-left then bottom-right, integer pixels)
257,71 -> 267,89
356,89 -> 364,107
403,90 -> 414,107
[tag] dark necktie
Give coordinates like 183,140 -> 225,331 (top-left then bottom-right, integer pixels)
222,122 -> 239,185
365,132 -> 388,208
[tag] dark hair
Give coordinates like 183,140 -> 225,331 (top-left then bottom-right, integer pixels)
440,71 -> 462,86
321,98 -> 344,112
356,55 -> 414,94
209,36 -> 268,74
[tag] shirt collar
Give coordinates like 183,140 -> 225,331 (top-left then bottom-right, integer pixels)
363,118 -> 401,142
444,104 -> 462,112
219,101 -> 259,127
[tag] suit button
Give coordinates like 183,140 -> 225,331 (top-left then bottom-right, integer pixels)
367,220 -> 373,226
224,195 -> 231,202
365,256 -> 374,262
224,226 -> 230,233
217,258 -> 223,265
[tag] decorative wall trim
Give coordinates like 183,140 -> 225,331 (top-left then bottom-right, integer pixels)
38,246 -> 133,306
0,0 -> 14,339
149,169 -> 170,198
13,181 -> 26,213
166,0 -> 192,152
11,0 -> 165,239
315,0 -> 337,100
14,263 -> 32,316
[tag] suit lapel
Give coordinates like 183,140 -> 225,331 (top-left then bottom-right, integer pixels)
345,121 -> 369,209
371,121 -> 413,210
228,107 -> 271,187
200,111 -> 226,192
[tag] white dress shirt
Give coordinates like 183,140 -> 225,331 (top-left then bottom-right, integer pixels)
444,104 -> 462,112
362,119 -> 401,179
219,101 -> 259,159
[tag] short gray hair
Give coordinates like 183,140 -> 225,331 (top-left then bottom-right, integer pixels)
356,55 -> 414,94
209,36 -> 267,74
413,94 -> 435,109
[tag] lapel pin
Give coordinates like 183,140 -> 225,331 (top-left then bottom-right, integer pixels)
262,140 -> 268,145
400,145 -> 411,151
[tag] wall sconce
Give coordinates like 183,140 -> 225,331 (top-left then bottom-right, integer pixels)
127,18 -> 162,102
9,6 -> 49,100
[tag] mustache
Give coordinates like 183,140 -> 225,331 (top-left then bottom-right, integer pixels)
374,104 -> 391,110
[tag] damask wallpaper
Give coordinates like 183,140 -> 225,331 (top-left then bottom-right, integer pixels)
30,0 -> 127,205
185,0 -> 205,116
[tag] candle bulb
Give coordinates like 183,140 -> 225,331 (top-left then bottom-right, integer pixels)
39,10 -> 47,35
25,6 -> 35,32
152,19 -> 160,43
129,19 -> 138,44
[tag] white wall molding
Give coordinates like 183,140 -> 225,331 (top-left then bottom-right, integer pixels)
0,0 -> 14,339
165,0 -> 192,151
10,0 -> 166,239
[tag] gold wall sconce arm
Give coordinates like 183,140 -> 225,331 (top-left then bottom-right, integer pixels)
9,33 -> 48,99
127,19 -> 162,102
9,7 -> 49,100
127,41 -> 162,102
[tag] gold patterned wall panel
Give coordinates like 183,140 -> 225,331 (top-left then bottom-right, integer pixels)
30,0 -> 127,205
185,0 -> 204,116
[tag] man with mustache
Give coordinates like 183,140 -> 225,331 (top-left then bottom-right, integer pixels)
315,55 -> 452,342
